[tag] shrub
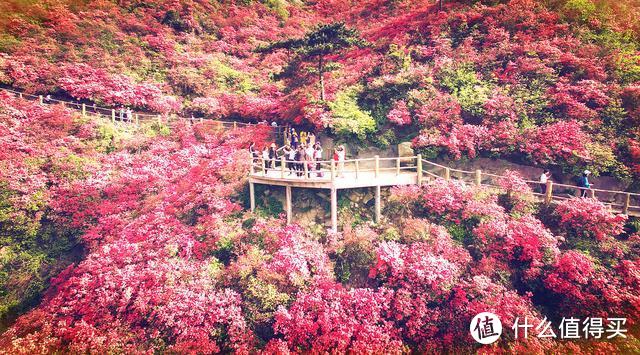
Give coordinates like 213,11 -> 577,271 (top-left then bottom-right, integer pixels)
554,198 -> 627,240
328,87 -> 376,140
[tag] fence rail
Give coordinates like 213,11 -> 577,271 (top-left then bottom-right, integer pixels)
1,87 -> 281,136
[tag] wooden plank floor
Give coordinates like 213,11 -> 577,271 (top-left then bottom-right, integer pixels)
249,169 -> 418,189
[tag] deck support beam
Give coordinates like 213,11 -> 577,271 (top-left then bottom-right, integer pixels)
375,185 -> 381,224
249,181 -> 256,212
285,186 -> 292,224
331,187 -> 337,232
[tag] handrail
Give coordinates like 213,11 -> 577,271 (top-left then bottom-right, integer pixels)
249,152 -> 640,212
1,87 -> 279,130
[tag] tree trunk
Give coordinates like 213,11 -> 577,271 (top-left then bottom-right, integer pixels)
318,55 -> 325,101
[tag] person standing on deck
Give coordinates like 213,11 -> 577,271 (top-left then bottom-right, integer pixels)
282,145 -> 294,175
305,144 -> 315,178
291,131 -> 299,149
314,142 -> 324,177
288,145 -> 297,175
261,147 -> 270,173
294,146 -> 305,177
335,145 -> 346,177
308,132 -> 316,146
119,108 -> 125,121
300,131 -> 308,147
268,143 -> 278,169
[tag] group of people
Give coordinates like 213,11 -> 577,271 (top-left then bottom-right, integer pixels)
539,169 -> 593,197
287,128 -> 316,150
119,107 -> 134,122
249,132 -> 347,178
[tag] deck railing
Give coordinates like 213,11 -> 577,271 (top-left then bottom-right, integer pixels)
249,154 -> 640,215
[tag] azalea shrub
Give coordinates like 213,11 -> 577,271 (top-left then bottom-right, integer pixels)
554,197 -> 627,240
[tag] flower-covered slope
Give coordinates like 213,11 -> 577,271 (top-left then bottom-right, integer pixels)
1,94 -> 639,352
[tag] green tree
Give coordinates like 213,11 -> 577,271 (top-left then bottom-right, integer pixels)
257,22 -> 366,101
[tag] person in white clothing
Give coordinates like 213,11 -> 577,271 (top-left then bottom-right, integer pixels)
314,142 -> 323,177
539,169 -> 551,194
287,145 -> 296,175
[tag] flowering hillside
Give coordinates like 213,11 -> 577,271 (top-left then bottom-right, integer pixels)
1,0 -> 640,353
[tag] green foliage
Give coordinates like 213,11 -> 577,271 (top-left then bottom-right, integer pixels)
244,276 -> 290,324
0,185 -> 81,330
144,121 -> 172,137
0,33 -> 20,53
211,59 -> 255,93
437,64 -> 491,121
328,87 -> 376,140
612,50 -> 640,84
258,22 -> 366,100
370,129 -> 397,149
562,0 -> 596,23
334,232 -> 376,286
95,121 -> 134,153
386,44 -> 411,72
261,0 -> 292,20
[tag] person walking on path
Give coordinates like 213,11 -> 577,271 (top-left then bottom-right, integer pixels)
578,170 -> 593,197
314,142 -> 324,177
539,169 -> 551,194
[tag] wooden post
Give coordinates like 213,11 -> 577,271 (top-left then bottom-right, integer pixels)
444,167 -> 451,181
475,169 -> 482,186
623,193 -> 631,215
396,158 -> 400,176
281,156 -> 286,178
374,155 -> 380,178
590,189 -> 596,199
82,103 -> 86,117
111,109 -> 115,122
157,115 -> 162,124
355,160 -> 360,179
261,158 -> 266,176
545,181 -> 553,204
417,154 -> 423,186
249,182 -> 256,212
250,156 -> 255,175
135,114 -> 139,125
39,95 -> 43,104
233,121 -> 237,129
304,161 -> 309,179
330,187 -> 337,232
375,185 -> 381,224
331,160 -> 336,183
285,186 -> 292,224
18,92 -> 23,98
